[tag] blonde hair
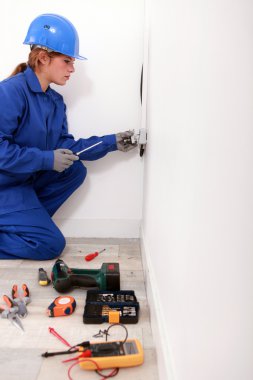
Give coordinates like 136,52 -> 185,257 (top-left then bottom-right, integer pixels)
8,48 -> 62,77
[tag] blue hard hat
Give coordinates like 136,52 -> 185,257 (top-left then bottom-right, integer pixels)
23,13 -> 86,60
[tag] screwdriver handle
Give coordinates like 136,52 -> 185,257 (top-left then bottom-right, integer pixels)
85,252 -> 99,262
12,285 -> 18,299
84,248 -> 106,262
3,295 -> 14,308
22,284 -> 29,298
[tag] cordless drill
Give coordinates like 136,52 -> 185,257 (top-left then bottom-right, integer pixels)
51,259 -> 120,293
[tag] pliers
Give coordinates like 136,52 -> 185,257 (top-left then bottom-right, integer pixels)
0,295 -> 24,331
11,284 -> 30,318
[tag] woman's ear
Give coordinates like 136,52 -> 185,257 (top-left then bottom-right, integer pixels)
38,50 -> 50,66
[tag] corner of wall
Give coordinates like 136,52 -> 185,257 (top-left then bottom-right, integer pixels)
140,225 -> 175,380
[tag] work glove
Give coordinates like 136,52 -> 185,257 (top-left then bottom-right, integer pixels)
116,131 -> 137,152
53,149 -> 79,172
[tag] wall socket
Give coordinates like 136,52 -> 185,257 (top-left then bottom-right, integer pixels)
131,128 -> 147,157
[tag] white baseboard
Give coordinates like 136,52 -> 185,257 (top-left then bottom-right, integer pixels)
140,226 -> 175,380
53,218 -> 141,238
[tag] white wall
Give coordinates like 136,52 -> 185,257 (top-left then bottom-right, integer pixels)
142,0 -> 253,379
1,1 -> 144,237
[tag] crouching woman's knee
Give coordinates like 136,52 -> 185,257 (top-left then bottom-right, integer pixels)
38,227 -> 66,260
71,160 -> 87,187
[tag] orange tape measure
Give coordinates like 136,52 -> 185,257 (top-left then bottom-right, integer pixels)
47,296 -> 76,317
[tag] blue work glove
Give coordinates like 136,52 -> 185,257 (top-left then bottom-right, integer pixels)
116,131 -> 137,152
53,149 -> 79,172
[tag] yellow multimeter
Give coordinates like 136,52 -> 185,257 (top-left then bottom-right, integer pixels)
78,338 -> 144,370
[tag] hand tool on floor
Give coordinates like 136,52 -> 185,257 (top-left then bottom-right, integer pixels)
75,141 -> 103,156
78,338 -> 144,370
85,248 -> 106,262
41,324 -> 144,370
51,259 -> 120,293
38,268 -> 51,286
0,295 -> 24,331
47,296 -> 76,317
11,284 -> 30,318
83,290 -> 139,324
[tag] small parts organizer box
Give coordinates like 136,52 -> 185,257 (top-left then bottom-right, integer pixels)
83,290 -> 140,324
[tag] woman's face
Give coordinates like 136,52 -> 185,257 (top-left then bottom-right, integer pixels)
46,55 -> 75,86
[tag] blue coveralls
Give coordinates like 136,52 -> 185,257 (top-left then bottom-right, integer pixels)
0,66 -> 117,260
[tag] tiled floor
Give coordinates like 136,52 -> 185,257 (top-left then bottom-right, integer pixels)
0,238 -> 158,380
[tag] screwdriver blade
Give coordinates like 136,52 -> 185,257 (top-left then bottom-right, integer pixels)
9,314 -> 24,331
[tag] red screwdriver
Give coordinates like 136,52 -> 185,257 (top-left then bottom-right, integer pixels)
84,248 -> 106,262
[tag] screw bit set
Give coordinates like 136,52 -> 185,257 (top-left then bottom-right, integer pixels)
83,290 -> 139,324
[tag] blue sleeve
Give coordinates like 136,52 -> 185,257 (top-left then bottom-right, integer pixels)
57,110 -> 118,160
0,81 -> 54,174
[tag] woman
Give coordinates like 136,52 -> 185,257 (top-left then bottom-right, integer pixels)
0,13 -> 135,260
